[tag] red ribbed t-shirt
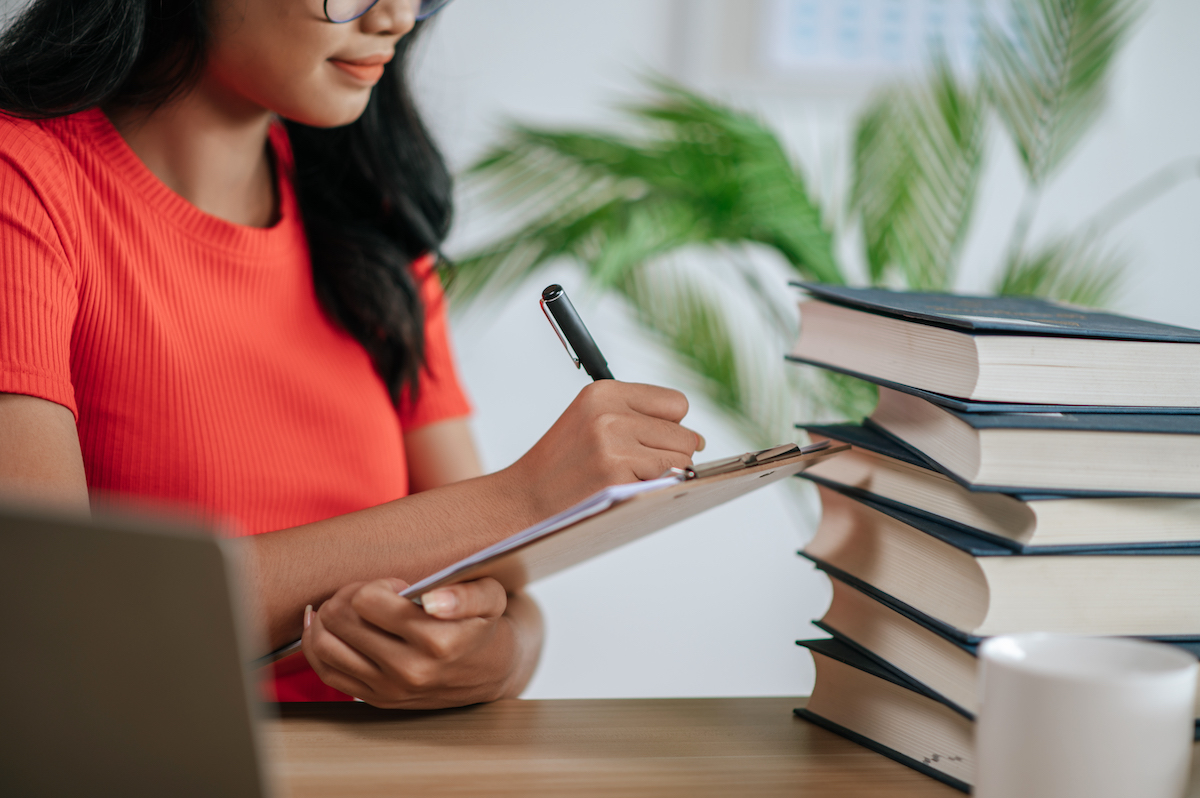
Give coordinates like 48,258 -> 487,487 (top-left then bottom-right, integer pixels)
0,108 -> 472,701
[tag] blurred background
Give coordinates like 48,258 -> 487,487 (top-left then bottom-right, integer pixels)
413,0 -> 1200,699
2,0 -> 1195,700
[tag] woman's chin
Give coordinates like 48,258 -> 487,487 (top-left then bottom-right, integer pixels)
280,93 -> 373,129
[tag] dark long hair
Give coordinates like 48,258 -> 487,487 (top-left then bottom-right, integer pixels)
0,0 -> 450,402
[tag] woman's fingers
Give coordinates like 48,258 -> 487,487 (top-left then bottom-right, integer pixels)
362,578 -> 507,661
583,389 -> 699,468
420,578 -> 508,621
604,380 -> 690,423
631,452 -> 694,481
302,595 -> 384,685
315,578 -> 508,665
302,576 -> 518,707
629,414 -> 702,459
304,580 -> 413,671
592,412 -> 698,480
307,660 -> 375,702
507,378 -> 708,524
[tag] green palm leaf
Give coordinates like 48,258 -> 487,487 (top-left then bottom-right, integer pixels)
450,20 -> 1144,435
993,236 -> 1125,306
852,56 -> 985,290
450,79 -> 841,302
620,256 -> 797,444
448,78 -> 844,436
984,0 -> 1140,187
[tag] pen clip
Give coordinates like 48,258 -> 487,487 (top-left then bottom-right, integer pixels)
540,298 -> 582,370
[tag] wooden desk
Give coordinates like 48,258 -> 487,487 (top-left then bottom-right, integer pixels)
267,697 -> 964,797
269,697 -> 1200,797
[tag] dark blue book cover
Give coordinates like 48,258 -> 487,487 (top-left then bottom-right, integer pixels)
861,417 -> 1200,498
794,445 -> 1200,553
785,355 -> 1200,414
800,633 -> 974,719
824,484 -> 1200,557
794,637 -> 972,793
946,407 -> 1200,434
799,423 -> 1068,498
801,422 -> 929,466
793,282 -> 1200,342
816,595 -> 1200,664
806,617 -> 1200,740
800,553 -> 1200,649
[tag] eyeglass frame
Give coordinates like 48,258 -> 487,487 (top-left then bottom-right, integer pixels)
324,0 -> 454,24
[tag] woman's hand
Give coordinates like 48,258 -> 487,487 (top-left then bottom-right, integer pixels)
503,380 -> 704,520
253,380 -> 700,654
301,577 -> 542,709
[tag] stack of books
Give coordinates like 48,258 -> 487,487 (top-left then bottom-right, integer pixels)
785,283 -> 1200,792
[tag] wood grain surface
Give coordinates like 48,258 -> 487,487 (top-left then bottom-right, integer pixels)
265,697 -> 966,797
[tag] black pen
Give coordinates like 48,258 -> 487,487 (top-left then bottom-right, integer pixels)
540,284 -> 614,380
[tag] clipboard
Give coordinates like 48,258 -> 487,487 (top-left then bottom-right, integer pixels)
255,439 -> 846,668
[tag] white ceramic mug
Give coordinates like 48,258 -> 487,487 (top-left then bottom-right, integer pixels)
975,634 -> 1197,798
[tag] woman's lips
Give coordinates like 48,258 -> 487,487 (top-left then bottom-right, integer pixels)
329,54 -> 391,83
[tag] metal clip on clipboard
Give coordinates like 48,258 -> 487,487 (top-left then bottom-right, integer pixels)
661,439 -> 833,481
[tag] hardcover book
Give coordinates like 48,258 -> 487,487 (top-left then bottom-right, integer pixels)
797,635 -> 1200,794
785,356 -> 1200,414
788,282 -> 1200,408
802,484 -> 1200,637
867,386 -> 1200,495
799,423 -> 1200,550
812,572 -> 1200,730
795,637 -> 973,792
795,283 -> 1200,340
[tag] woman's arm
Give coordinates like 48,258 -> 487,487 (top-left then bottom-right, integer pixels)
247,380 -> 697,648
1,382 -> 691,705
0,394 -> 90,514
403,417 -> 485,493
1,381 -> 699,652
392,417 -> 544,700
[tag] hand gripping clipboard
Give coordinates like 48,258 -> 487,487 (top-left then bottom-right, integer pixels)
255,440 -> 846,667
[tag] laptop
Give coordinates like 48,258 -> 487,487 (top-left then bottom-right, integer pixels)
0,503 -> 273,797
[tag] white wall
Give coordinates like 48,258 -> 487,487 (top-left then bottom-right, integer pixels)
412,0 -> 1200,700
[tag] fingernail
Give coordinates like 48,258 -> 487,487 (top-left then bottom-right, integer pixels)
304,604 -> 313,630
695,432 -> 707,452
421,590 -> 457,615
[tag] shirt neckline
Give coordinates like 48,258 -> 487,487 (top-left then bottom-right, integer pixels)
68,107 -> 300,258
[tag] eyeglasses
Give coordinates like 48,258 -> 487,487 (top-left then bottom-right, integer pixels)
324,0 -> 454,24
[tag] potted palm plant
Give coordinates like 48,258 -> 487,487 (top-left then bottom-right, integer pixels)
449,0 -> 1171,444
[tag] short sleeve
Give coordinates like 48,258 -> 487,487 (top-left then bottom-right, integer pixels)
0,123 -> 80,417
396,253 -> 472,429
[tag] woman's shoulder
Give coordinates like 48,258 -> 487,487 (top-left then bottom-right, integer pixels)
0,107 -> 176,249
0,111 -> 71,171
0,113 -> 81,230
0,106 -> 167,272
0,109 -> 105,207
0,106 -> 139,179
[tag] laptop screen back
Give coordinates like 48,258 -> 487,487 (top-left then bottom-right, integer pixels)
0,506 -> 271,797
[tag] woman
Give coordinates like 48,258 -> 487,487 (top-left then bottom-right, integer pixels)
0,0 -> 701,707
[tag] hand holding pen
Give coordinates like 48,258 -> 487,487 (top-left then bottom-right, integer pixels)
513,282 -> 706,501
281,284 -> 706,672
